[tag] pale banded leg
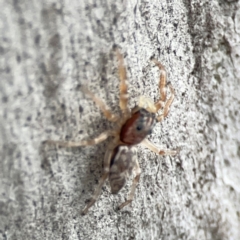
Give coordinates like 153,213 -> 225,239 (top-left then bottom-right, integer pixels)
81,86 -> 118,122
115,49 -> 130,116
156,84 -> 175,122
118,160 -> 141,210
81,148 -> 113,215
46,130 -> 115,148
141,138 -> 178,156
82,172 -> 108,215
151,59 -> 175,121
151,59 -> 167,111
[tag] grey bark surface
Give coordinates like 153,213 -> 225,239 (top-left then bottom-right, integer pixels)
0,0 -> 240,239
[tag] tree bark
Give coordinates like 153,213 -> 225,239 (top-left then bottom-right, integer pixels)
0,0 -> 240,239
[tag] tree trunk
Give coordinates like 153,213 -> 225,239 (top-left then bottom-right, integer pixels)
0,0 -> 240,239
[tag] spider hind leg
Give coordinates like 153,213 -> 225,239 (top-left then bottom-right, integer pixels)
81,148 -> 113,215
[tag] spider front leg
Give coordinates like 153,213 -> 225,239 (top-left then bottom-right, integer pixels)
46,130 -> 115,148
80,86 -> 118,122
141,139 -> 178,156
115,48 -> 130,116
151,59 -> 175,122
156,84 -> 175,122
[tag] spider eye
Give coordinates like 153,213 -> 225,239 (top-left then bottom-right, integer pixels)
136,125 -> 142,131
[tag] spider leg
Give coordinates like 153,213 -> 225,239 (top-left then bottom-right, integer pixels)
82,148 -> 113,215
152,59 -> 167,111
45,130 -> 115,147
141,138 -> 178,155
118,158 -> 141,210
156,84 -> 175,122
151,59 -> 175,121
115,48 -> 130,116
81,172 -> 108,215
81,86 -> 118,122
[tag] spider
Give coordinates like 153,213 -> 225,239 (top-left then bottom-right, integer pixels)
46,49 -> 178,215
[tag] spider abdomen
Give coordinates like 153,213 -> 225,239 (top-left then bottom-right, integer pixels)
109,146 -> 137,194
120,108 -> 155,145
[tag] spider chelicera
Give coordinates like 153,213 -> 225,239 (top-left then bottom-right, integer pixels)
46,49 -> 178,215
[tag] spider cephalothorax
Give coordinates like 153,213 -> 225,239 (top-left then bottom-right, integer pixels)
46,49 -> 178,215
120,108 -> 156,145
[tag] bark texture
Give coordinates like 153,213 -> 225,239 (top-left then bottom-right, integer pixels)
0,0 -> 240,239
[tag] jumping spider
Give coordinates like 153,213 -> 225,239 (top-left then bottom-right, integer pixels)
46,49 -> 178,215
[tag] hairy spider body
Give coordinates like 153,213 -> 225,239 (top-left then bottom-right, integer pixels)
46,49 -> 177,215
